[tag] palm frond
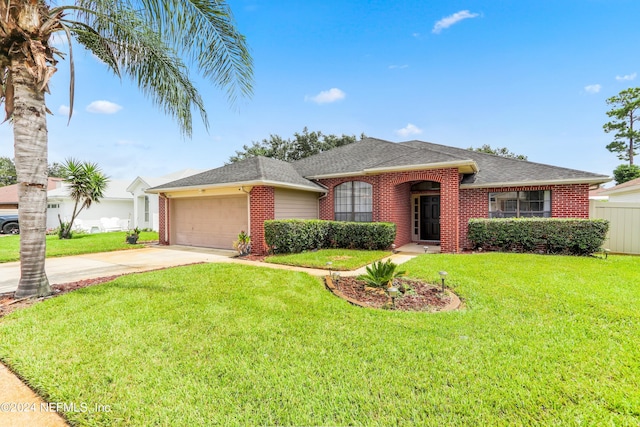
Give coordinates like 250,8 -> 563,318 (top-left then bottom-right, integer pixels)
66,0 -> 253,136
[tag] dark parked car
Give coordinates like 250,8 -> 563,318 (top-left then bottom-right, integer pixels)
0,214 -> 19,234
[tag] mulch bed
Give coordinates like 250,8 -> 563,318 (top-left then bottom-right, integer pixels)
329,276 -> 452,312
0,276 -> 121,318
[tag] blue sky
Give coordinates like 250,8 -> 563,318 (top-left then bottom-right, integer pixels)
2,0 -> 638,182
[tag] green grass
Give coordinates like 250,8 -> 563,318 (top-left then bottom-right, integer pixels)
1,253 -> 639,426
0,231 -> 159,263
265,248 -> 391,270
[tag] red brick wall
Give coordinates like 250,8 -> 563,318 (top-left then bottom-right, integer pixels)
317,168 -> 460,253
249,186 -> 275,255
458,184 -> 591,249
551,184 -> 590,217
159,194 -> 169,245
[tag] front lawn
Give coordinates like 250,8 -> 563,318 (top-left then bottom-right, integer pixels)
0,231 -> 159,263
0,253 -> 639,426
265,248 -> 391,270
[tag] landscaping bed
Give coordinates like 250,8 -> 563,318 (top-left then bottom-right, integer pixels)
327,276 -> 454,312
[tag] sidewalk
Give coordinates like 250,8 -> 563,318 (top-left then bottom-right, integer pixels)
0,246 -> 416,426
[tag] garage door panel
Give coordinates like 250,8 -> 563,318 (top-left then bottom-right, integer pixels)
172,196 -> 248,249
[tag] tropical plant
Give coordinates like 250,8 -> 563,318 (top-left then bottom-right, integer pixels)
358,259 -> 406,288
56,159 -> 108,239
1,1 -> 253,297
233,230 -> 251,256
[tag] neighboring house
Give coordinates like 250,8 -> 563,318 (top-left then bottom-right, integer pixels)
126,169 -> 204,231
0,178 -> 63,214
148,138 -> 610,254
589,186 -> 610,202
597,177 -> 640,202
47,179 -> 134,232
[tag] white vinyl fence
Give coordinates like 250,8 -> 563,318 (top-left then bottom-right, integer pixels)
590,201 -> 640,255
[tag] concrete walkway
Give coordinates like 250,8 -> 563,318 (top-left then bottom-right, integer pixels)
0,245 -> 417,426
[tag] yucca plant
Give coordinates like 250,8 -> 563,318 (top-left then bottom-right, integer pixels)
358,259 -> 406,288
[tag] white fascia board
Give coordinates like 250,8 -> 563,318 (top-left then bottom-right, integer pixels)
306,161 -> 478,179
146,180 -> 327,194
460,176 -> 611,189
363,160 -> 479,174
126,177 -> 149,193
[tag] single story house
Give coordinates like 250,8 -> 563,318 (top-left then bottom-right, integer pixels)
47,179 -> 134,232
126,169 -> 205,231
0,178 -> 63,214
147,138 -> 610,254
597,176 -> 640,202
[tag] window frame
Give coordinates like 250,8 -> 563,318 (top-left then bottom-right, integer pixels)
334,181 -> 373,222
488,190 -> 551,218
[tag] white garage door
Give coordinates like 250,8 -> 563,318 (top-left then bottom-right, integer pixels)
171,196 -> 248,249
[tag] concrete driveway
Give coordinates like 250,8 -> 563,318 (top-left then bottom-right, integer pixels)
0,246 -> 236,294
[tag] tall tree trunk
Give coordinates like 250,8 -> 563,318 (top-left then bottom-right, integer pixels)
12,57 -> 51,297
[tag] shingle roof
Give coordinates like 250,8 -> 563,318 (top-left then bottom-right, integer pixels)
150,137 -> 609,192
398,140 -> 610,187
598,176 -> 640,195
292,138 -> 472,177
150,156 -> 326,192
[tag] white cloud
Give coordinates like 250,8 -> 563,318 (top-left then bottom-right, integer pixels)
86,100 -> 123,114
432,10 -> 480,34
616,72 -> 637,81
389,64 -> 409,69
396,123 -> 423,137
305,88 -> 346,104
58,105 -> 71,116
584,84 -> 601,94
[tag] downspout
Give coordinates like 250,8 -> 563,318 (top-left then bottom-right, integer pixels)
240,186 -> 251,238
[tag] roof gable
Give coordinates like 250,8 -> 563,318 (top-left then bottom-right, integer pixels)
292,138 -> 476,177
149,156 -> 326,193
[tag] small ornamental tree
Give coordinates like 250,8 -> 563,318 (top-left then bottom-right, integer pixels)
58,159 -> 109,239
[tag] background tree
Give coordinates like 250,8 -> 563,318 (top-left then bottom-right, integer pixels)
229,127 -> 362,163
612,164 -> 640,185
468,144 -> 528,160
47,162 -> 66,178
57,159 -> 109,239
0,157 -> 17,187
603,87 -> 640,165
1,1 -> 252,297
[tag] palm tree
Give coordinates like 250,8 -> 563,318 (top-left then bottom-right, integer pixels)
57,159 -> 109,239
1,1 -> 253,297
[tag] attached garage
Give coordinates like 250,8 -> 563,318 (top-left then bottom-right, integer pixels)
171,195 -> 248,249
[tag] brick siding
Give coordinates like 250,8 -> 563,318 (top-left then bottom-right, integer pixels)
249,186 -> 275,255
158,194 -> 169,245
157,176 -> 590,254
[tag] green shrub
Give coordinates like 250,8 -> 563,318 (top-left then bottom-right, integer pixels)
468,218 -> 609,256
264,220 -> 395,254
358,259 -> 406,288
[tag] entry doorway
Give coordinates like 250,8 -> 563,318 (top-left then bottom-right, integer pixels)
420,195 -> 441,241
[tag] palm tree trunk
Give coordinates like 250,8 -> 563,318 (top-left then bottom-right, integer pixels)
12,57 -> 51,297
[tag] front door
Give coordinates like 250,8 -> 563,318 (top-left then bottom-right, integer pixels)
420,195 -> 440,241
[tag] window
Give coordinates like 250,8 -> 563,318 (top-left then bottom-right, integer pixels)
47,203 -> 59,209
144,196 -> 150,222
334,181 -> 372,222
489,190 -> 551,218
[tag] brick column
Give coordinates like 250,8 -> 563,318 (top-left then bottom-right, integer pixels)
158,194 -> 169,245
439,168 -> 460,253
249,186 -> 275,255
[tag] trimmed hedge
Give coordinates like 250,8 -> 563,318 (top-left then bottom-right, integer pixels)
264,219 -> 396,254
468,218 -> 609,256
